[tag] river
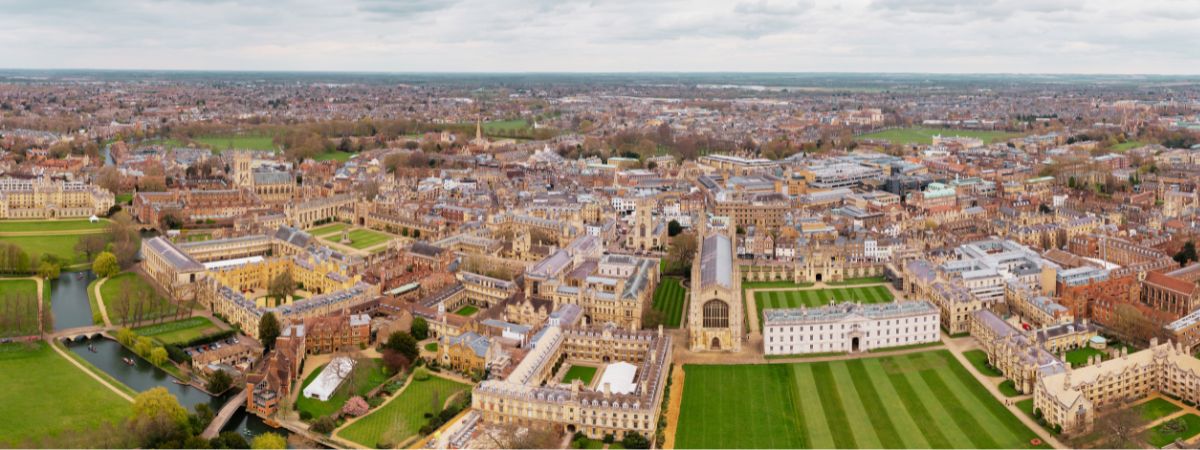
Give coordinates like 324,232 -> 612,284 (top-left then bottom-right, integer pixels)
51,270 -> 98,331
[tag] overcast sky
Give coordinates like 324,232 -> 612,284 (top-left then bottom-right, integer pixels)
1,0 -> 1197,74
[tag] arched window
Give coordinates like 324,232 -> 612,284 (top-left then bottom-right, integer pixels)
703,299 -> 729,328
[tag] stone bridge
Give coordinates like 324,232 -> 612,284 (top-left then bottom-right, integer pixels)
200,389 -> 247,439
50,325 -> 112,342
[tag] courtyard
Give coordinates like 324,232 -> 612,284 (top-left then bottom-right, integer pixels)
753,285 -> 894,330
336,373 -> 470,448
651,277 -> 687,328
675,349 -> 1047,448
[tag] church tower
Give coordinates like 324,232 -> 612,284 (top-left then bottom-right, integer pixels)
688,212 -> 744,352
231,151 -> 253,188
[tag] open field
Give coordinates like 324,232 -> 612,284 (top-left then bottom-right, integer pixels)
193,134 -> 278,153
313,150 -> 355,162
101,272 -> 178,324
856,127 -> 1021,145
676,350 -> 1048,449
0,279 -> 41,337
755,285 -> 893,330
133,316 -> 220,345
309,222 -> 349,237
295,358 -> 391,420
0,342 -> 132,446
454,305 -> 479,316
0,219 -> 109,232
0,234 -> 87,263
337,374 -> 470,448
652,277 -> 687,328
1111,140 -> 1146,151
563,365 -> 598,385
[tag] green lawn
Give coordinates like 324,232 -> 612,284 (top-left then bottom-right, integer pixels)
998,380 -> 1021,397
1064,346 -> 1105,368
308,222 -> 349,237
1135,397 -> 1183,422
295,358 -> 391,420
100,272 -> 178,324
453,305 -> 479,316
0,279 -> 40,337
337,374 -> 470,448
1142,413 -> 1200,447
115,193 -> 134,205
563,365 -> 598,385
743,280 -> 815,290
755,286 -> 893,330
0,234 -> 88,263
424,342 -> 438,352
826,276 -> 888,286
193,134 -> 278,153
0,219 -> 109,232
1111,140 -> 1145,152
313,150 -> 355,162
855,127 -> 1021,145
676,350 -> 1048,449
963,350 -> 1004,377
337,229 -> 393,250
0,342 -> 132,446
652,277 -> 687,328
133,316 -> 220,346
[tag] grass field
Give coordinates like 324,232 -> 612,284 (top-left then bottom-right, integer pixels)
424,342 -> 438,352
1064,343 -> 1138,368
1111,140 -> 1146,152
454,305 -> 479,316
337,374 -> 470,448
115,193 -> 133,204
100,272 -> 178,324
0,234 -> 87,263
652,277 -> 687,328
856,127 -> 1021,145
295,358 -> 391,420
338,229 -> 393,250
133,316 -> 220,345
755,286 -> 893,330
1136,397 -> 1182,421
963,350 -> 1004,377
743,280 -> 815,290
193,134 -> 278,153
0,342 -> 132,446
676,350 -> 1048,449
0,219 -> 109,232
826,276 -> 888,286
313,150 -> 355,162
563,365 -> 597,385
0,279 -> 41,337
1143,413 -> 1200,447
309,222 -> 349,237
998,380 -> 1021,397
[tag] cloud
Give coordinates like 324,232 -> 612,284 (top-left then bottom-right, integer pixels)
0,0 -> 1194,73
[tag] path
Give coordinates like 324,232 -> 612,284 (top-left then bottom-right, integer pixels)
200,390 -> 247,439
942,334 -> 1065,449
661,364 -> 685,449
48,341 -> 134,403
92,276 -> 113,327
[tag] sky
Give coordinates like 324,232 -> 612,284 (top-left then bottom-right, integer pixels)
1,0 -> 1198,74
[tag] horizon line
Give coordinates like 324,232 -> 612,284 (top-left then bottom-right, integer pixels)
3,68 -> 1200,77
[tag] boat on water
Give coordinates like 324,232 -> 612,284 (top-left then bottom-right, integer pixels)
87,344 -> 97,353
171,379 -> 189,386
122,357 -> 135,365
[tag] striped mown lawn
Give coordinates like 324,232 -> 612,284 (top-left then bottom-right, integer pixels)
754,286 -> 893,330
337,374 -> 469,448
652,277 -> 687,328
675,350 -> 1048,449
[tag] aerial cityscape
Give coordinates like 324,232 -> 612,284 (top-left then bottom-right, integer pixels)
2,1 -> 1200,450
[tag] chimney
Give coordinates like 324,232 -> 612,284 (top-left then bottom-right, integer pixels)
603,383 -> 612,399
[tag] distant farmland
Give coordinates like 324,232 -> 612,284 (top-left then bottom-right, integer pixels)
856,127 -> 1021,145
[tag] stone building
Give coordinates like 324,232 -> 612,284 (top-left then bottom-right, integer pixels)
689,229 -> 743,352
0,177 -> 114,219
763,300 -> 939,355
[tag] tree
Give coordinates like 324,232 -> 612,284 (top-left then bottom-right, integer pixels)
381,348 -> 411,375
259,312 -> 281,350
96,166 -> 123,194
206,369 -> 233,394
665,233 -> 697,276
129,387 -> 189,447
342,396 -> 369,417
250,432 -> 287,449
667,220 -> 683,237
1175,241 -> 1197,266
382,331 -> 419,361
267,271 -> 295,304
210,431 -> 249,449
410,316 -> 429,340
149,346 -> 169,366
37,260 -> 61,280
93,252 -> 120,278
309,415 -> 337,434
622,431 -> 650,449
75,234 -> 109,261
1088,402 -> 1141,449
